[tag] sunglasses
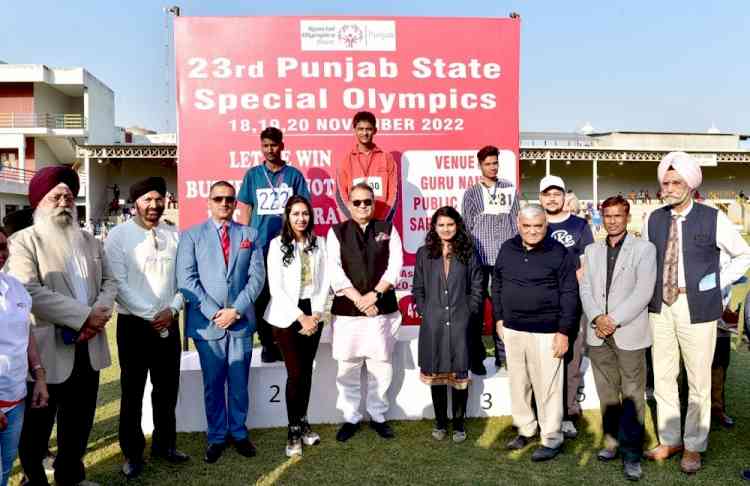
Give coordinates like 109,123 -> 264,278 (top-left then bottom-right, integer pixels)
352,199 -> 373,207
211,196 -> 236,203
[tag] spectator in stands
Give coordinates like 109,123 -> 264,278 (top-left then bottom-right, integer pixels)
264,195 -> 329,457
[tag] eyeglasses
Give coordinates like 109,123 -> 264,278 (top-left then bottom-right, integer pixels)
46,194 -> 75,204
352,199 -> 373,207
211,196 -> 236,203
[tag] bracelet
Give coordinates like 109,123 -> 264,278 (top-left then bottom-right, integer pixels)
31,365 -> 45,378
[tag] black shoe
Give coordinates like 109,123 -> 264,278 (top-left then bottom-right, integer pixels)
234,438 -> 257,457
261,345 -> 282,363
370,420 -> 395,439
152,448 -> 190,464
121,460 -> 144,480
506,435 -> 530,450
336,422 -> 360,442
531,446 -> 561,462
714,412 -> 736,429
495,358 -> 506,369
204,443 -> 226,464
471,362 -> 487,376
623,460 -> 642,481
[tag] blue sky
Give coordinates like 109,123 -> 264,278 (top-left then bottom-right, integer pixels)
2,0 -> 747,134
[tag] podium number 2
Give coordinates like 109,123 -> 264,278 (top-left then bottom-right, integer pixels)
269,385 -> 281,403
481,393 -> 492,410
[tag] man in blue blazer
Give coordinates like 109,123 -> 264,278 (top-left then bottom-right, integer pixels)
177,181 -> 265,464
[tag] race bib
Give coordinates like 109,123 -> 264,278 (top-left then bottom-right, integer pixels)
352,176 -> 384,197
482,187 -> 515,215
256,186 -> 293,215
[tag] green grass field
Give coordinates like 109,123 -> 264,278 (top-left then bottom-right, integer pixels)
11,256 -> 750,485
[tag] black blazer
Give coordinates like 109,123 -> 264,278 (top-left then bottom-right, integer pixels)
412,246 -> 483,374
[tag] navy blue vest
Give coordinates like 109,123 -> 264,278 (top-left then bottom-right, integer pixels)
648,203 -> 722,323
330,219 -> 399,317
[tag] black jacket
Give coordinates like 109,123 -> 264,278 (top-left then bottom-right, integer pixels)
492,235 -> 579,335
413,246 -> 483,373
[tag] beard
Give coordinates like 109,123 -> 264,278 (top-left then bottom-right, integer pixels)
33,206 -> 85,256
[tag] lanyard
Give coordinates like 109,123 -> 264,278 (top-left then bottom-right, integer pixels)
262,164 -> 286,199
483,180 -> 499,201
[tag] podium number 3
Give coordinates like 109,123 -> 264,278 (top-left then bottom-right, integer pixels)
269,385 -> 281,403
481,393 -> 492,410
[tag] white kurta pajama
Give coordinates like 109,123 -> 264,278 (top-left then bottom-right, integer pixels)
326,226 -> 403,424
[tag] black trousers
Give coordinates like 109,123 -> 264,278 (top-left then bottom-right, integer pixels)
474,265 -> 505,364
711,334 -> 731,414
272,299 -> 323,426
255,281 -> 277,350
19,344 -> 99,486
116,313 -> 181,461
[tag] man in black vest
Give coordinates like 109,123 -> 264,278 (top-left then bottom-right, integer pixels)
642,152 -> 750,474
326,182 -> 404,442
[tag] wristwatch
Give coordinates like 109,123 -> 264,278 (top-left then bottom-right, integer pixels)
375,291 -> 384,301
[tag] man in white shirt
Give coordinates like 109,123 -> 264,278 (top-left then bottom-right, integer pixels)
642,152 -> 750,474
104,177 -> 188,479
326,183 -> 403,442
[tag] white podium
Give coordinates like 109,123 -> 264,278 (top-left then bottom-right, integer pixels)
141,327 -> 600,433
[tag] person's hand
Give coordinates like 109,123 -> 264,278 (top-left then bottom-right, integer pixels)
552,332 -> 569,358
576,267 -> 584,283
213,308 -> 238,329
31,378 -> 49,408
356,292 -> 378,313
595,327 -> 607,339
151,308 -> 173,332
0,411 -> 7,431
86,306 -> 112,331
76,324 -> 98,343
364,305 -> 378,317
594,315 -> 617,337
298,314 -> 318,336
495,320 -> 504,339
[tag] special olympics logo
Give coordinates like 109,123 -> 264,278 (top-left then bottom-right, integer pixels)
338,24 -> 364,48
550,230 -> 575,248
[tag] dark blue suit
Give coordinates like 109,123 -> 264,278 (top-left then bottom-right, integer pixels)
177,219 -> 264,444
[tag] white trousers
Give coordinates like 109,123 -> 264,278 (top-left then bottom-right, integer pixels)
649,294 -> 717,452
504,328 -> 564,448
335,357 -> 393,424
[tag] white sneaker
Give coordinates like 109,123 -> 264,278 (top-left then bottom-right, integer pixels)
285,438 -> 303,457
431,428 -> 447,441
452,430 -> 467,443
561,420 -> 578,439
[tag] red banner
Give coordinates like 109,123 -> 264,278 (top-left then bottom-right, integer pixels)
175,16 -> 519,321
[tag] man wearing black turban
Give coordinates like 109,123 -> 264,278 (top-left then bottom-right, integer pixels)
104,177 -> 189,479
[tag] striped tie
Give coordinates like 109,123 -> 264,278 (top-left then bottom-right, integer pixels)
220,223 -> 230,266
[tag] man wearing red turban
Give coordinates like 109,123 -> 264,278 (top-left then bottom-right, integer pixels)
6,165 -> 117,486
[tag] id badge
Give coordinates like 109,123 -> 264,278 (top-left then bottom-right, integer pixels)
256,186 -> 293,215
483,187 -> 514,215
352,176 -> 384,197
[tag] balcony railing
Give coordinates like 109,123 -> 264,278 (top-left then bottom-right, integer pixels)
0,113 -> 87,129
0,166 -> 35,184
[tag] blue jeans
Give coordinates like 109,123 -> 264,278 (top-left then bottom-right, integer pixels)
0,403 -> 25,486
194,333 -> 252,444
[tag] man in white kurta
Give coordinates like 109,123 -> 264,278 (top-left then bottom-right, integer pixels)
326,183 -> 403,442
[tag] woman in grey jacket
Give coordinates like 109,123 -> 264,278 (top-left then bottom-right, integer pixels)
412,206 -> 483,442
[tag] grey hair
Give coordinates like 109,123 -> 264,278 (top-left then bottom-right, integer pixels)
518,203 -> 546,220
349,182 -> 374,199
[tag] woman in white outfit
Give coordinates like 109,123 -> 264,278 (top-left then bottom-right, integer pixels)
264,196 -> 329,457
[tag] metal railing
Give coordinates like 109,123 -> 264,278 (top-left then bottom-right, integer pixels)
0,113 -> 87,129
0,166 -> 36,184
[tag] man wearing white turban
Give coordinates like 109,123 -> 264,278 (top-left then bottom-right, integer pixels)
642,152 -> 750,474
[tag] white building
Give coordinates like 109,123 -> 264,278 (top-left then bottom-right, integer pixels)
0,62 -> 115,219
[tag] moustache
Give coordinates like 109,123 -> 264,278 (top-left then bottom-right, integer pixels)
53,208 -> 74,217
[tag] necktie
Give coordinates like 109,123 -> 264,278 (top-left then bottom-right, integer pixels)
220,223 -> 230,266
662,215 -> 680,306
